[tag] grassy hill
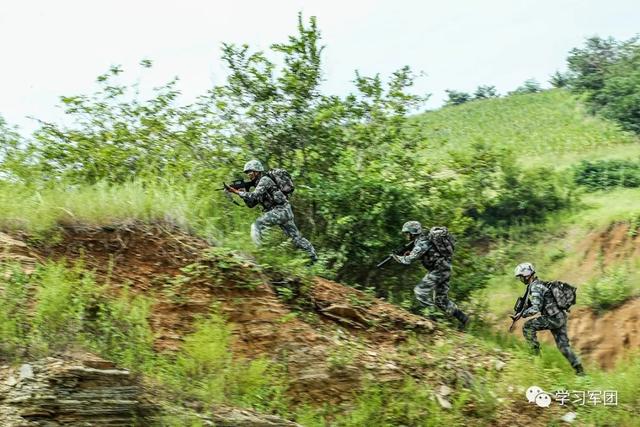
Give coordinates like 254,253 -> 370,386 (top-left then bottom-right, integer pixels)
413,89 -> 640,167
418,91 -> 640,372
1,87 -> 640,425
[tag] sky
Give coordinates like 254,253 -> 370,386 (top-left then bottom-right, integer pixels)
1,0 -> 638,135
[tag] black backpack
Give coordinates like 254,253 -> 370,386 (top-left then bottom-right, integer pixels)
428,226 -> 456,257
546,280 -> 577,310
266,169 -> 295,198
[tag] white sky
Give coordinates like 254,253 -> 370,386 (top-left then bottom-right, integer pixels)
1,0 -> 638,135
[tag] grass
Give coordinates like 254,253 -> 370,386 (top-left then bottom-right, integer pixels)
0,259 -> 291,420
478,186 -> 640,319
414,89 -> 639,167
0,179 -> 260,241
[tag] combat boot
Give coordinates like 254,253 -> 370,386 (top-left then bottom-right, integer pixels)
453,309 -> 470,331
574,364 -> 586,376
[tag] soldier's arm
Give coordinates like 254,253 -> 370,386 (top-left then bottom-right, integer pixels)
392,240 -> 428,265
238,177 -> 270,208
522,283 -> 543,317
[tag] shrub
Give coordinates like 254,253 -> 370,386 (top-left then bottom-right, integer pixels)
156,313 -> 288,412
573,159 -> 640,190
585,266 -> 634,312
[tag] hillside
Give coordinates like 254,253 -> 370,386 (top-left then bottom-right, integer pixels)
411,90 -> 640,373
413,89 -> 639,167
3,223 -> 637,426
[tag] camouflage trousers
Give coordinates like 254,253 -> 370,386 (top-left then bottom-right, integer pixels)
414,262 -> 460,317
523,312 -> 581,368
251,203 -> 317,261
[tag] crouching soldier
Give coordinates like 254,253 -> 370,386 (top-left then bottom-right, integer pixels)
514,262 -> 585,375
225,159 -> 318,263
391,221 -> 469,329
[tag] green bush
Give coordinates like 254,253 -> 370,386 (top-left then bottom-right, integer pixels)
0,260 -> 155,364
567,35 -> 640,134
0,263 -> 32,355
574,159 -> 640,190
156,312 -> 288,412
584,266 -> 635,312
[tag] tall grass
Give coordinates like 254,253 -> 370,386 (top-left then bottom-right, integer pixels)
0,260 -> 155,363
0,260 -> 291,418
0,179 -> 258,243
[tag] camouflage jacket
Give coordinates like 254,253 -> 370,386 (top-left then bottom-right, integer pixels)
522,278 -> 561,318
238,174 -> 288,211
392,231 -> 450,271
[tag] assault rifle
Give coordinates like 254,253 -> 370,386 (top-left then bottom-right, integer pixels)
219,179 -> 256,206
376,240 -> 416,269
508,284 -> 532,332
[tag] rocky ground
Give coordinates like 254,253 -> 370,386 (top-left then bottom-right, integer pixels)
0,225 -> 577,425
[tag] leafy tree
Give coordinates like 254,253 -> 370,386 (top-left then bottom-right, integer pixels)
473,85 -> 499,100
21,63 -> 226,185
567,36 -> 624,95
444,89 -> 472,106
565,35 -> 640,133
0,116 -> 33,182
510,79 -> 542,95
549,71 -> 570,88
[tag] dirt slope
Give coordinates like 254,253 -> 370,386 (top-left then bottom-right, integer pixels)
505,222 -> 640,369
1,224 -> 570,426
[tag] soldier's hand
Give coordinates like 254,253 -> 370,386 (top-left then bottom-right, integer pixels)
223,183 -> 240,194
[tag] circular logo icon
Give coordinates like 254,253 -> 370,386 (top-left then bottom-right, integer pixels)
535,392 -> 552,408
526,385 -> 543,403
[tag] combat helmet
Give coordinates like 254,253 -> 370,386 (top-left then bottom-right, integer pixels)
243,159 -> 265,173
514,262 -> 535,278
401,221 -> 422,235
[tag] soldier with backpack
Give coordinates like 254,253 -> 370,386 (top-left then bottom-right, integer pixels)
514,262 -> 585,375
390,221 -> 469,330
224,159 -> 318,263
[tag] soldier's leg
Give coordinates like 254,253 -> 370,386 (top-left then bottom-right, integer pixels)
431,271 -> 457,316
551,325 -> 583,373
433,278 -> 469,329
522,317 -> 550,354
414,273 -> 437,314
251,209 -> 283,246
278,205 -> 318,262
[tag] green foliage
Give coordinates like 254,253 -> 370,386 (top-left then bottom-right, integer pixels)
448,142 -> 575,229
0,179 -> 256,242
584,266 -> 635,313
444,86 -> 498,106
473,85 -> 499,100
414,89 -> 637,167
574,158 -> 640,190
332,379 -> 468,426
510,78 -> 542,94
157,312 -> 288,412
0,261 -> 155,364
567,35 -> 640,133
549,71 -> 571,88
445,89 -> 472,106
28,66 -> 226,184
0,263 -> 31,354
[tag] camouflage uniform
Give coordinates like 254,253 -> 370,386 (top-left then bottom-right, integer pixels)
393,230 -> 467,324
238,174 -> 317,262
522,278 -> 581,369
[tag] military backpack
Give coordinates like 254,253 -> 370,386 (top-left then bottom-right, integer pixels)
428,226 -> 456,257
546,280 -> 577,310
266,169 -> 295,198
